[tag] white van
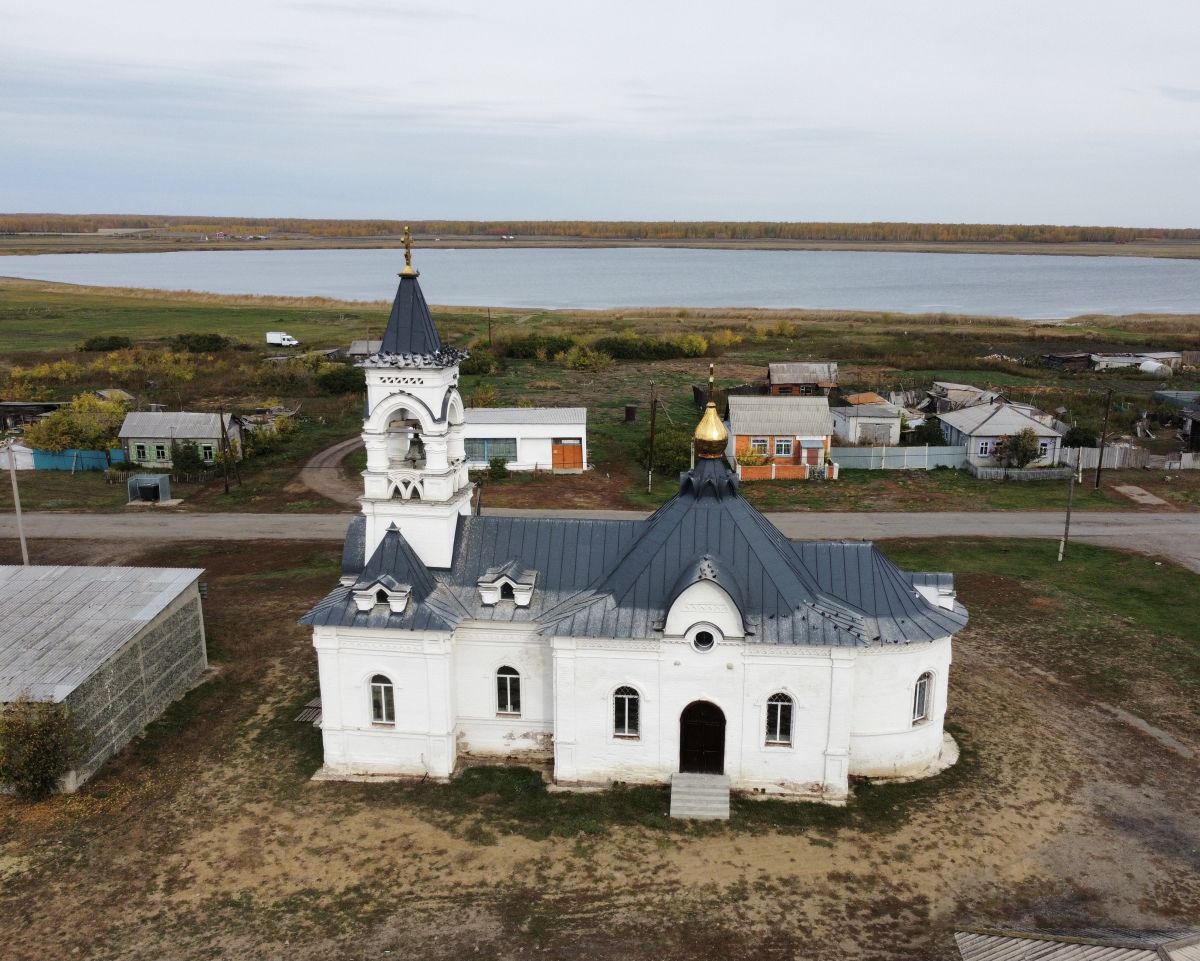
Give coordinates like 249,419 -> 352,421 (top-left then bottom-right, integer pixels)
266,331 -> 300,347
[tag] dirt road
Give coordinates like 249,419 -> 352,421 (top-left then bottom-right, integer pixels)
3,510 -> 1198,572
296,435 -> 363,505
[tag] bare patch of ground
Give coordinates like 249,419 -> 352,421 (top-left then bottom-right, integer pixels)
0,538 -> 1196,961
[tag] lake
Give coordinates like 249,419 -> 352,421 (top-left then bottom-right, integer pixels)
3,247 -> 1199,320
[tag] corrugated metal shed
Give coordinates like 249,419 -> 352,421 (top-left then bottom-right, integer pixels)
728,396 -> 833,437
118,411 -> 233,440
955,929 -> 1200,961
465,407 -> 587,425
0,565 -> 203,702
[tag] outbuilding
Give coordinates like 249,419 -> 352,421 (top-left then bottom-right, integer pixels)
767,362 -> 837,396
831,401 -> 903,445
0,565 -> 207,791
462,407 -> 588,472
938,402 -> 1063,466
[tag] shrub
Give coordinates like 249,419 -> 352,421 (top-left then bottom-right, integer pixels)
908,418 -> 947,446
487,456 -> 510,480
468,385 -> 498,408
315,364 -> 366,395
994,428 -> 1042,468
637,424 -> 695,476
79,335 -> 132,352
736,450 -> 767,466
171,332 -> 231,353
592,335 -> 684,361
496,334 -> 576,359
557,344 -> 614,372
1062,425 -> 1097,448
170,441 -> 206,473
0,695 -> 90,801
460,351 -> 499,376
673,334 -> 709,358
708,328 -> 744,352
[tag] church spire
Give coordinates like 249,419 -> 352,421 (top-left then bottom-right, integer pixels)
371,228 -> 460,362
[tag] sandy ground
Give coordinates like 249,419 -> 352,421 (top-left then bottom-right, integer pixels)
0,540 -> 1196,961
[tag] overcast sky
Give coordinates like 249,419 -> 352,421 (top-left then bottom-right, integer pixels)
2,0 -> 1198,225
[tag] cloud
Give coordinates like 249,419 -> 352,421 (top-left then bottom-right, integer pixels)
1160,85 -> 1200,104
286,1 -> 476,22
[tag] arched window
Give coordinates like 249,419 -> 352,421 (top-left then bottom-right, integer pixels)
765,693 -> 793,745
613,686 -> 640,737
912,672 -> 933,724
370,674 -> 395,725
496,666 -> 521,716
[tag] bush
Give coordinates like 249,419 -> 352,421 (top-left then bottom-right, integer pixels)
0,695 -> 90,800
496,334 -> 576,359
170,441 -> 207,473
1063,425 -> 1097,448
994,428 -> 1042,468
592,335 -> 685,360
460,351 -> 499,376
908,417 -> 946,446
171,332 -> 231,353
637,424 -> 695,476
487,456 -> 510,480
674,334 -> 709,357
315,364 -> 366,395
79,335 -> 132,352
468,385 -> 499,408
556,344 -> 614,372
708,328 -> 744,353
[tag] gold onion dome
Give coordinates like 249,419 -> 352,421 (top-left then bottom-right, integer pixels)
693,364 -> 728,459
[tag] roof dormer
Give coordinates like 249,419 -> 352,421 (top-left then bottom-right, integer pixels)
352,574 -> 412,614
477,561 -> 537,607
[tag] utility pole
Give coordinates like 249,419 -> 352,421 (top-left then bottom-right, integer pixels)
5,440 -> 29,566
1058,450 -> 1080,562
218,412 -> 232,494
1094,388 -> 1113,490
647,383 -> 658,494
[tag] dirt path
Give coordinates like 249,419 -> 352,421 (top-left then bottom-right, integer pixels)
296,435 -> 363,505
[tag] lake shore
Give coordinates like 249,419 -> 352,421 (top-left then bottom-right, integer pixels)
4,233 -> 1200,260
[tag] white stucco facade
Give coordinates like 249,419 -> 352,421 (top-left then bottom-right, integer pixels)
461,407 -> 588,472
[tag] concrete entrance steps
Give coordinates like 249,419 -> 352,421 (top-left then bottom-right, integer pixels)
670,773 -> 731,820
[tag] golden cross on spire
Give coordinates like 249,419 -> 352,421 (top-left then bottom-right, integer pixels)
400,225 -> 418,277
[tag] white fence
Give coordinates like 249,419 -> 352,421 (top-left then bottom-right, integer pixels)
1060,446 -> 1150,470
830,445 -> 967,470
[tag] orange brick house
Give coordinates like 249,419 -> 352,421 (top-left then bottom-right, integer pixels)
726,396 -> 837,480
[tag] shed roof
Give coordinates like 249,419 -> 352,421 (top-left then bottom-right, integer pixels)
844,391 -> 888,406
768,362 -> 838,386
118,411 -> 234,440
0,565 -> 203,702
465,407 -> 587,425
836,404 -> 901,419
728,396 -> 833,437
955,929 -> 1200,961
937,402 -> 1062,438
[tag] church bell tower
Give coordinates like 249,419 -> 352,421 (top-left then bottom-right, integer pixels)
358,228 -> 472,567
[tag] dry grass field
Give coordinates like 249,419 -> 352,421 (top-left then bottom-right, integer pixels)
0,536 -> 1196,961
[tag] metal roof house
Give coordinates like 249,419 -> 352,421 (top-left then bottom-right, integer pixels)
955,928 -> 1200,961
462,407 -> 588,472
938,402 -> 1064,467
118,411 -> 244,468
0,565 -> 207,791
301,243 -> 967,803
768,362 -> 838,396
725,395 -> 837,480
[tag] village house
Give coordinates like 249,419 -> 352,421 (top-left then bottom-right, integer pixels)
0,565 -> 207,791
118,411 -> 244,467
302,248 -> 966,809
767,362 -> 837,396
462,407 -> 588,472
726,395 -> 836,479
937,402 -> 1064,467
925,381 -> 1003,414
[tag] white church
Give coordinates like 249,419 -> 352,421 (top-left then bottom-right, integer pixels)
303,243 -> 968,802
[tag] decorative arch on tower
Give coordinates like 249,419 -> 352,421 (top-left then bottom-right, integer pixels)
365,391 -> 439,435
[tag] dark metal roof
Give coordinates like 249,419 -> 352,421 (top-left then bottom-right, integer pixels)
302,459 -> 967,646
361,273 -> 466,368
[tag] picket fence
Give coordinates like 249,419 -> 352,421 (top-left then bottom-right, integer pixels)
829,445 -> 967,470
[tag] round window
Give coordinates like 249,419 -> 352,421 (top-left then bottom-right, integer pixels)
693,630 -> 715,651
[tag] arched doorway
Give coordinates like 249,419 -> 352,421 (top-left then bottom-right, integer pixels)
679,701 -> 725,774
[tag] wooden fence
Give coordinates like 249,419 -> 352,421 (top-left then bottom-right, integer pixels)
967,463 -> 1075,481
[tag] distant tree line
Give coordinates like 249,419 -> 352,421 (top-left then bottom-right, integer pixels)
4,214 -> 1200,244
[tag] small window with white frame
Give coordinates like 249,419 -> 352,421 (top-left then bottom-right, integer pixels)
765,692 -> 793,745
977,440 -> 991,456
496,666 -> 521,716
912,671 -> 933,724
1038,440 -> 1050,459
201,443 -> 215,463
370,674 -> 395,725
613,686 -> 639,737
154,443 -> 168,461
774,437 -> 793,457
750,437 -> 769,455
134,443 -> 147,461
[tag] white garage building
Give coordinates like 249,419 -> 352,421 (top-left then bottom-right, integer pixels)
302,250 -> 968,804
463,407 -> 588,472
